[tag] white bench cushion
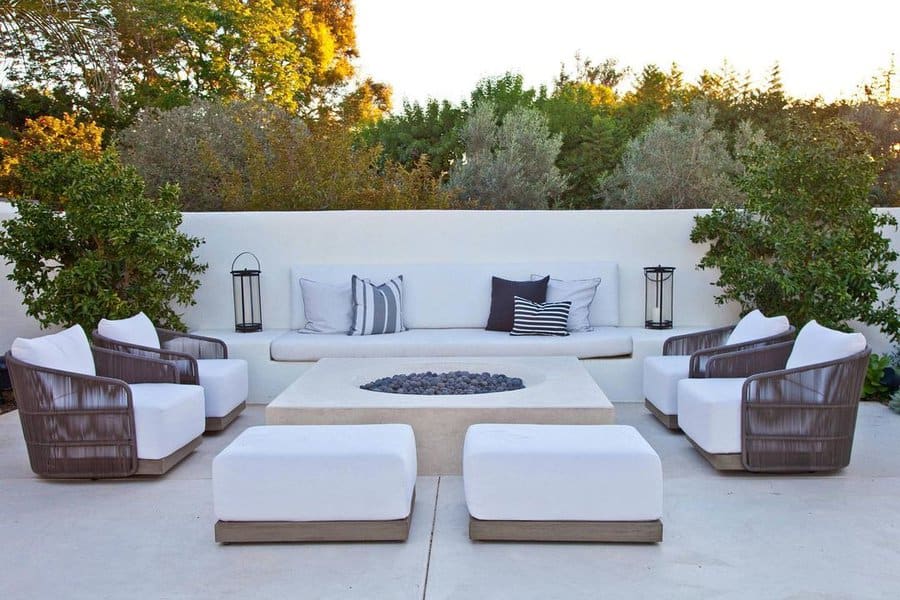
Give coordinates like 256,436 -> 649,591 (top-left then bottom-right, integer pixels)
11,324 -> 95,376
130,383 -> 205,460
677,378 -> 745,454
463,424 -> 662,521
643,355 -> 691,415
270,327 -> 632,361
197,359 -> 248,417
213,425 -> 417,522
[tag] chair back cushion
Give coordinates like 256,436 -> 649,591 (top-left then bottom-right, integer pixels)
11,324 -> 96,376
785,320 -> 867,369
98,312 -> 160,349
726,309 -> 790,345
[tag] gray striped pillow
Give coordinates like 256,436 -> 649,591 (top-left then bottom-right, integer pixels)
349,275 -> 406,336
510,296 -> 571,336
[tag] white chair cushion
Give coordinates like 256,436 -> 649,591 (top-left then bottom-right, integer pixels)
677,378 -> 746,454
197,359 -> 249,417
726,310 -> 790,345
532,276 -> 601,332
463,424 -> 662,521
785,320 -> 867,370
213,425 -> 417,522
270,327 -> 633,361
643,355 -> 691,415
298,278 -> 353,334
129,383 -> 205,460
11,324 -> 95,376
98,312 -> 160,349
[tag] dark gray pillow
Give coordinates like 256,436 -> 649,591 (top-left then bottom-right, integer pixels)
486,276 -> 549,332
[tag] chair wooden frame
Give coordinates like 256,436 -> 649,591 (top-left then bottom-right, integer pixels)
5,347 -> 202,478
93,328 -> 244,432
646,324 -> 796,429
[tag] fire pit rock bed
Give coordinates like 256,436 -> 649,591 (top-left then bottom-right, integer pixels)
361,371 -> 525,395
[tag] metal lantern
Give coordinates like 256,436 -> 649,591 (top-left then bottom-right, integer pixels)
231,252 -> 262,333
644,265 -> 675,329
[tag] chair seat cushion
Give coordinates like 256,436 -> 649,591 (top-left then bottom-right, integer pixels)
212,425 -> 417,522
271,327 -> 632,361
130,383 -> 205,460
98,312 -> 160,349
11,324 -> 95,376
463,424 -> 662,521
677,378 -> 746,454
643,355 -> 691,415
197,359 -> 249,417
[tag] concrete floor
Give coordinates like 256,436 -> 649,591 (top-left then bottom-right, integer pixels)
1,403 -> 899,599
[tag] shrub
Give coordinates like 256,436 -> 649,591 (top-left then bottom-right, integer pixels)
447,102 -> 567,209
691,117 -> 900,341
0,113 -> 103,196
0,150 -> 206,333
606,101 -> 749,209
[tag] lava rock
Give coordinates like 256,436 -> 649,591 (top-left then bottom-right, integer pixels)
360,371 -> 526,395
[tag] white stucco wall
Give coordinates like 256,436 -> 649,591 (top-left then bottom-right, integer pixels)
3,206 -> 900,354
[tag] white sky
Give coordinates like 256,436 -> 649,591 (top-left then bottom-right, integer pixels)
355,0 -> 899,109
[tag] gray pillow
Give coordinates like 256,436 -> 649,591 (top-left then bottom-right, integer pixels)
299,278 -> 352,334
532,275 -> 601,332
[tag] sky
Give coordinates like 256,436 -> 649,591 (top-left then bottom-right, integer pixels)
354,0 -> 899,109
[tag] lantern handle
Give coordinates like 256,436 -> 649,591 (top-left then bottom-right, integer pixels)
231,252 -> 260,272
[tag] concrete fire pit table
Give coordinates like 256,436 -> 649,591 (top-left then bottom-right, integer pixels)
266,356 -> 616,475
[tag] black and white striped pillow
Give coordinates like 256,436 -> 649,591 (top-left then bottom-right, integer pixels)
510,296 -> 571,336
349,275 -> 406,336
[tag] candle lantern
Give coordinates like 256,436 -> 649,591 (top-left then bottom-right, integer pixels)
231,252 -> 262,332
644,265 -> 675,329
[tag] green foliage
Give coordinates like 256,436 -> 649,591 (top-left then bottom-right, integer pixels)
863,354 -> 892,401
605,101 -> 750,208
691,117 -> 900,341
447,102 -> 567,209
118,98 -> 456,211
0,149 -> 207,333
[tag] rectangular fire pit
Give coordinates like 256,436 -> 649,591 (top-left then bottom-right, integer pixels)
266,357 -> 615,475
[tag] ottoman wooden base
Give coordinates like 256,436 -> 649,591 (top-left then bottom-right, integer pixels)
469,516 -> 662,543
205,401 -> 246,432
644,399 -> 680,430
135,436 -> 202,476
685,434 -> 744,471
216,491 -> 415,543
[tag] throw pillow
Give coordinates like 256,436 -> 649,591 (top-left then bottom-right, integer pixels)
531,275 -> 600,332
11,324 -> 96,376
785,320 -> 867,370
486,276 -> 549,332
349,275 -> 406,336
97,312 -> 160,348
725,309 -> 790,345
299,278 -> 353,334
510,297 -> 571,336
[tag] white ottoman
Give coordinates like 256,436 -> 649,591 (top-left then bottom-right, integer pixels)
463,424 -> 663,542
213,424 -> 417,543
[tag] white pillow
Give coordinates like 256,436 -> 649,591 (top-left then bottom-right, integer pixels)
726,309 -> 790,345
11,324 -> 96,376
299,278 -> 353,334
98,312 -> 160,349
785,320 -> 867,370
531,275 -> 601,332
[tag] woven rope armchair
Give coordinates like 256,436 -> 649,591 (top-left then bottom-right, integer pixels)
5,347 -> 202,478
687,340 -> 871,472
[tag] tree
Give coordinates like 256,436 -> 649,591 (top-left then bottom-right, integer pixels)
0,149 -> 207,333
606,101 -> 748,209
447,102 -> 567,209
691,117 -> 900,341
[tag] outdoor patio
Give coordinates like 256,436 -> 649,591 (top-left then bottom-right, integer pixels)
2,401 -> 898,599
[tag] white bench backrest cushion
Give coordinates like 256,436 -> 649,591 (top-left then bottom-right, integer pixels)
290,262 -> 619,330
726,310 -> 790,345
11,324 -> 96,376
785,320 -> 867,370
98,312 -> 160,349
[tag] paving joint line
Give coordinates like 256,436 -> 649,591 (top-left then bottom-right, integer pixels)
421,476 -> 441,600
